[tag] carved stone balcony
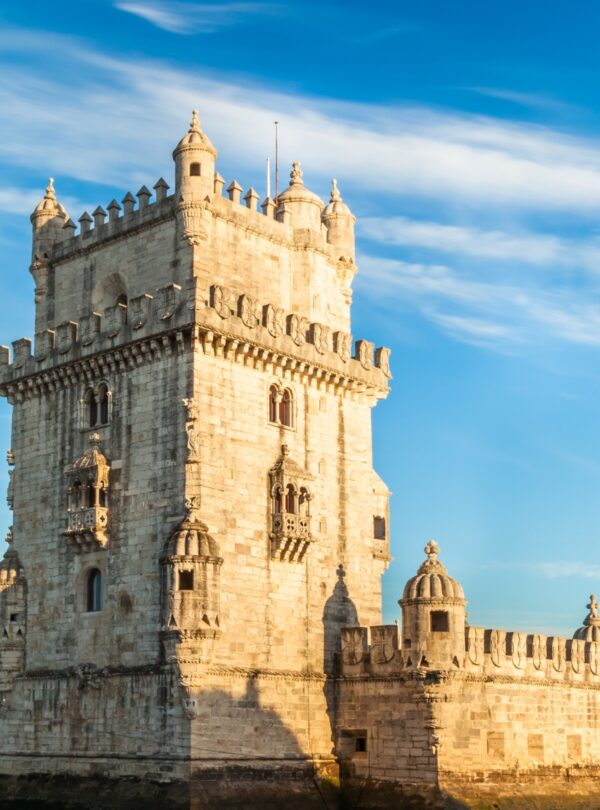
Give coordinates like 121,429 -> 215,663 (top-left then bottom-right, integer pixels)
65,507 -> 108,552
270,511 -> 312,562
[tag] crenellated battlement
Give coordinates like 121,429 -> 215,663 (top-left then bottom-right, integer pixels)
43,169 -> 350,267
0,278 -> 391,398
340,622 -> 600,686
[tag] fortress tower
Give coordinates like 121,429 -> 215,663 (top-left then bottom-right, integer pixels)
0,112 -> 391,805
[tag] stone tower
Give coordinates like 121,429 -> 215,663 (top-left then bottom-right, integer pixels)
0,111 -> 391,801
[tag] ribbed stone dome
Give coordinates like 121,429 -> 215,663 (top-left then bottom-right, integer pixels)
402,541 -> 465,603
173,110 -> 217,157
574,594 -> 600,641
31,178 -> 67,220
277,162 -> 323,208
322,179 -> 353,218
167,521 -> 220,559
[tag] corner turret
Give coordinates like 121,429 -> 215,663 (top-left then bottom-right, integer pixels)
173,110 -> 217,245
322,179 -> 356,262
30,178 -> 68,263
173,110 -> 217,202
399,540 -> 467,669
0,534 -> 26,691
277,162 -> 323,231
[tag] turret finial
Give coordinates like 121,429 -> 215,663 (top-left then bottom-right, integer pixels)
424,540 -> 440,562
289,162 -> 303,186
46,178 -> 56,199
584,594 -> 600,626
89,431 -> 102,447
330,178 -> 341,202
190,110 -> 200,132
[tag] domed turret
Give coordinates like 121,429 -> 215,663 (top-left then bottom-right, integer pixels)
321,179 -> 356,262
172,110 -> 217,201
160,502 -> 223,669
0,536 -> 26,686
574,594 -> 600,642
399,541 -> 467,670
30,178 -> 68,262
276,162 -> 323,231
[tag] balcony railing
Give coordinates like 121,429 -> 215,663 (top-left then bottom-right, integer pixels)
65,507 -> 109,551
270,511 -> 312,562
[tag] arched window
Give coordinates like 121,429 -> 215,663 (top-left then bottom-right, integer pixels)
190,162 -> 201,176
71,480 -> 82,509
279,389 -> 293,427
84,384 -> 111,429
86,569 -> 103,612
86,389 -> 98,428
97,385 -> 109,426
285,484 -> 296,514
299,488 -> 310,516
85,481 -> 95,508
98,486 -> 107,508
273,487 -> 283,514
269,385 -> 279,423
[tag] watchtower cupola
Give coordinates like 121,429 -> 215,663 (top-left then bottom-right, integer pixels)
172,109 -> 217,202
276,162 -> 324,232
399,541 -> 467,670
322,179 -> 356,262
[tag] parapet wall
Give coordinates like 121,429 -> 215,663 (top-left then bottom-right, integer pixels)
340,623 -> 600,684
0,280 -> 391,399
45,171 -> 338,267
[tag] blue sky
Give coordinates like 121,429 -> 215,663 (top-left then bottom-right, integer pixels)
2,0 -> 600,635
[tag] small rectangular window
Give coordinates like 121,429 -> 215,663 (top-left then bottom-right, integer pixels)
373,516 -> 386,540
190,162 -> 201,176
179,570 -> 194,590
355,736 -> 367,753
430,611 -> 449,632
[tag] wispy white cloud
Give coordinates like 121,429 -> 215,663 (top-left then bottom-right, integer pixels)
0,188 -> 43,216
358,254 -> 600,348
466,86 -> 574,114
540,562 -> 600,579
3,28 -> 600,214
360,216 -> 600,270
114,1 -> 275,34
5,26 -> 600,353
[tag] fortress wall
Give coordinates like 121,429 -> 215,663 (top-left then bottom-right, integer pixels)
339,622 -> 600,791
0,668 -> 335,781
438,672 -> 600,777
336,675 -> 438,785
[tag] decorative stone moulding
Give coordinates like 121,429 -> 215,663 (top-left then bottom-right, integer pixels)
177,200 -> 210,245
269,444 -> 314,562
0,279 -> 391,410
64,432 -> 110,552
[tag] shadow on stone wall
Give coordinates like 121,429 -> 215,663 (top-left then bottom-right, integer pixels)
322,564 -> 358,751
